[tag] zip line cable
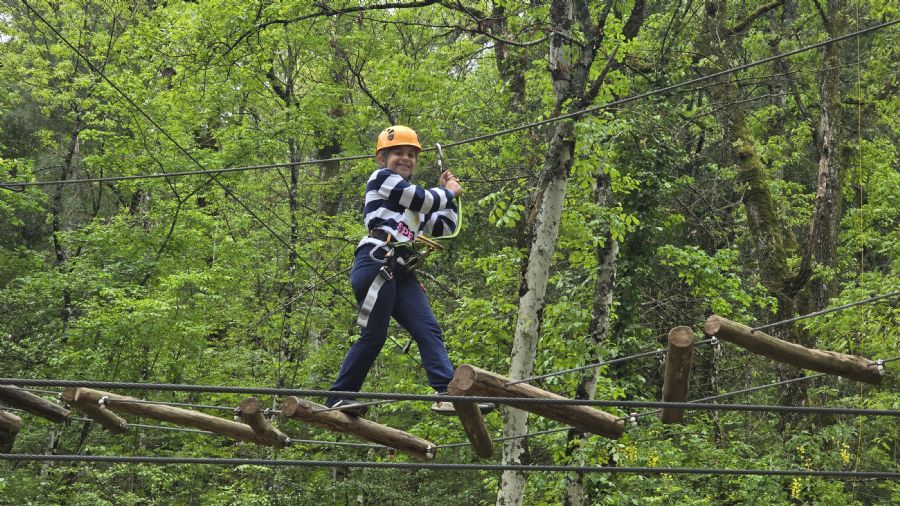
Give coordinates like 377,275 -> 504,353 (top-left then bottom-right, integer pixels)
750,291 -> 900,332
0,454 -> 896,478
2,19 -> 897,190
628,371 -> 832,421
506,338 -> 713,386
2,379 -> 897,416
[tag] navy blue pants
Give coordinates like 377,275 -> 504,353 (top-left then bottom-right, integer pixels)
326,245 -> 455,406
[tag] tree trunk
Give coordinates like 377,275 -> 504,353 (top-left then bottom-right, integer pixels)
498,1 -> 644,502
699,0 -> 810,412
799,0 -> 846,313
563,170 -> 619,506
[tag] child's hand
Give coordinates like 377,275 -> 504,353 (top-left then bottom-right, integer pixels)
441,171 -> 463,196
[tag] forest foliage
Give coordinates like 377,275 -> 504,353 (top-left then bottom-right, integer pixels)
0,0 -> 897,504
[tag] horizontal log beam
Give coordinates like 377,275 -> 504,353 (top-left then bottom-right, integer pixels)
60,388 -> 128,434
448,365 -> 624,439
447,383 -> 493,458
238,398 -> 290,449
281,397 -> 436,460
661,326 -> 694,423
0,385 -> 69,423
74,388 -> 273,446
704,315 -> 883,385
0,410 -> 22,453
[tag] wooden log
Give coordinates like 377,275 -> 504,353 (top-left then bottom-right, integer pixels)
661,326 -> 694,423
447,383 -> 493,458
0,385 -> 69,423
704,315 -> 883,385
281,397 -> 436,460
60,387 -> 128,434
238,398 -> 290,449
0,410 -> 22,452
73,388 -> 272,446
448,365 -> 625,439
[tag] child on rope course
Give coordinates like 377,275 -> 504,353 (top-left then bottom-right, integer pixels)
324,125 -> 482,417
325,125 -> 462,416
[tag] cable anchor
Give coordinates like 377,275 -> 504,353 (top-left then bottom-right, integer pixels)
875,359 -> 884,375
98,396 -> 109,407
710,336 -> 721,355
628,413 -> 638,427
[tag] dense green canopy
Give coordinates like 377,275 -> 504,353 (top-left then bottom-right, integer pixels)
0,1 -> 897,504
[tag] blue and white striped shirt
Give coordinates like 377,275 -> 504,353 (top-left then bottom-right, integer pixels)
358,168 -> 458,249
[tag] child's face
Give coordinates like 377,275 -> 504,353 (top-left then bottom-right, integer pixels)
378,146 -> 419,179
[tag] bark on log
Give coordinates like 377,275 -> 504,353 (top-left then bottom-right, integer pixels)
281,397 -> 436,460
704,315 -> 882,384
73,388 -> 272,445
238,398 -> 290,449
447,384 -> 493,458
61,387 -> 127,434
661,327 -> 695,423
0,385 -> 69,423
448,365 -> 624,438
0,410 -> 22,452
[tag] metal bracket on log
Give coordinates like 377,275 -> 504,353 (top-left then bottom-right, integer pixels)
661,326 -> 694,423
704,315 -> 883,385
447,382 -> 493,458
238,398 -> 290,449
281,397 -> 436,460
61,387 -> 127,434
73,388 -> 277,446
0,385 -> 69,423
448,364 -> 624,439
0,410 -> 22,452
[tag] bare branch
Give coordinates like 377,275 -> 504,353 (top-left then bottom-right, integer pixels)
728,0 -> 785,35
222,0 -> 441,57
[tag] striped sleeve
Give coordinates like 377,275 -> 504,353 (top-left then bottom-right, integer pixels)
421,201 -> 458,237
373,169 -> 454,214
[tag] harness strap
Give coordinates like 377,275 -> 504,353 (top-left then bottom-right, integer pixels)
357,264 -> 392,328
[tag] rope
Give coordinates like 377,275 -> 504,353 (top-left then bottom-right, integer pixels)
507,339 -> 713,386
751,291 -> 900,332
3,20 -> 897,190
1,379 -> 896,416
629,372 -> 830,421
0,454 -> 896,478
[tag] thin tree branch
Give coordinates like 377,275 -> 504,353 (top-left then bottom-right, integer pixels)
728,0 -> 785,35
222,0 -> 441,58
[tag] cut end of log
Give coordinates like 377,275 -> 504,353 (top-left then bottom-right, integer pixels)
667,326 -> 694,347
703,315 -> 724,336
281,396 -> 299,418
240,397 -> 261,416
449,364 -> 477,393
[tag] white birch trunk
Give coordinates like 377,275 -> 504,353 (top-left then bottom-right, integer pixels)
497,173 -> 569,506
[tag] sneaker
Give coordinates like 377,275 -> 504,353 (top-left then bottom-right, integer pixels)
331,399 -> 368,417
477,402 -> 496,415
430,401 -> 497,416
431,401 -> 456,416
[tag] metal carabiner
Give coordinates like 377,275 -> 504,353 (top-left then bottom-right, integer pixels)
435,143 -> 445,174
369,240 -> 393,264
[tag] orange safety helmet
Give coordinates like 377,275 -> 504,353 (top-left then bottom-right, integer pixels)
375,125 -> 422,155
